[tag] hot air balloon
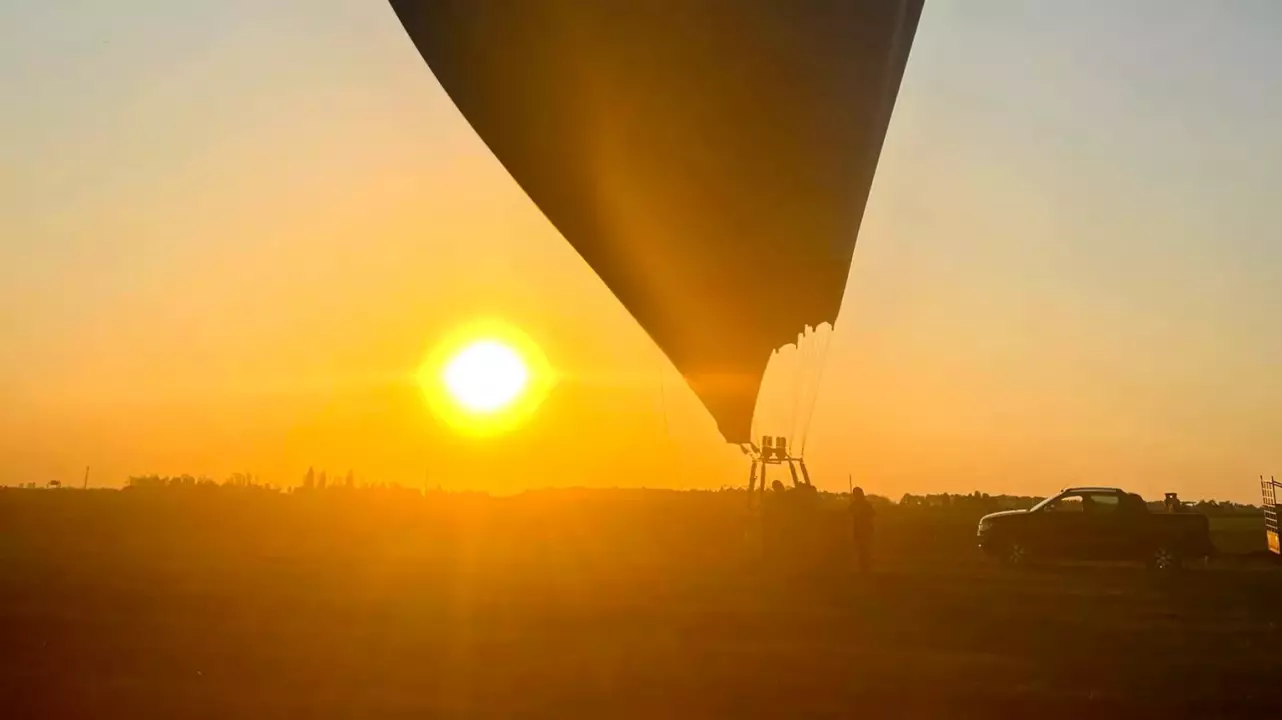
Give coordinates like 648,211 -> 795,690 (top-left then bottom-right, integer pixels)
389,0 -> 924,455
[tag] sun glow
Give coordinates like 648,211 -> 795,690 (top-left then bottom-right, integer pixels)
443,340 -> 528,413
419,320 -> 555,436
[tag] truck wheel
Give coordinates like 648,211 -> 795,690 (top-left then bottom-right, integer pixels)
1002,540 -> 1030,568
1149,546 -> 1182,572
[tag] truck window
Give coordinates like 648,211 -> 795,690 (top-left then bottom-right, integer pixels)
1083,494 -> 1120,513
1045,493 -> 1121,513
1048,496 -> 1083,512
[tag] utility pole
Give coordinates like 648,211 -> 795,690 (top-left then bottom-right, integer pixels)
83,466 -> 90,490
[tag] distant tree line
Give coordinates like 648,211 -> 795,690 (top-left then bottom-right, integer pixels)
300,467 -> 358,491
0,477 -> 1266,514
1178,499 -> 1263,516
897,491 -> 1262,516
125,473 -> 273,491
898,492 -> 1046,512
120,468 -> 415,495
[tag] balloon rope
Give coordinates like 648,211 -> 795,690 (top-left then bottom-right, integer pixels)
788,340 -> 803,446
801,330 -> 818,444
797,329 -> 833,458
654,348 -> 674,451
790,330 -> 812,451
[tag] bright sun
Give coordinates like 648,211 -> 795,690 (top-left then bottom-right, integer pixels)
419,320 -> 554,436
442,339 -> 529,414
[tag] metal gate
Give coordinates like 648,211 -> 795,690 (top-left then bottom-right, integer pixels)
1262,476 -> 1279,555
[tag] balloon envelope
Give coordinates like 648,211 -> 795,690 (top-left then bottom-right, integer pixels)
390,0 -> 924,444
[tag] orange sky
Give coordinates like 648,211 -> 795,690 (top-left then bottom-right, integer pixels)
3,1 -> 1281,502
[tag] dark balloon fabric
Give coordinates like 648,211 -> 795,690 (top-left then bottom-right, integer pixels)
390,0 -> 923,443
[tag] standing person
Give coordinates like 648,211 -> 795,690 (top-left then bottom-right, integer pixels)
848,486 -> 876,573
762,480 -> 789,561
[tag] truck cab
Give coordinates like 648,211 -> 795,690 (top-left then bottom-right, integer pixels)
977,487 -> 1214,569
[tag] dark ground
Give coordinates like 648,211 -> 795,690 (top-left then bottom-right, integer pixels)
2,488 -> 1279,718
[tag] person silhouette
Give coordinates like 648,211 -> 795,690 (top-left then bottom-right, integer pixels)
761,479 -> 790,561
848,486 -> 876,573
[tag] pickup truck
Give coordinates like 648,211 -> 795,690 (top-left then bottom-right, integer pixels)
977,487 -> 1214,570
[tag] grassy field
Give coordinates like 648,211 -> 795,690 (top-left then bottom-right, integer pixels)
2,487 -> 1279,718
